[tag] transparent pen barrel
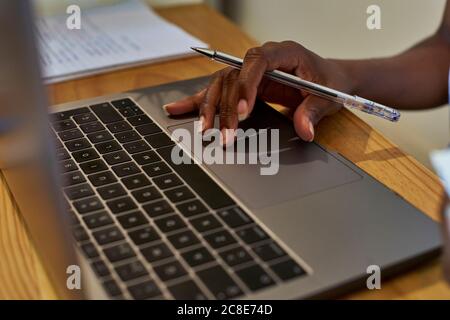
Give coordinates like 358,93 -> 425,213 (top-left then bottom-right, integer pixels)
343,96 -> 401,122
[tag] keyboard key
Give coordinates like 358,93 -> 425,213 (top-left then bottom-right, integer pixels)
80,121 -> 105,134
220,247 -> 253,267
197,265 -> 242,299
95,140 -> 121,154
59,159 -> 78,173
143,162 -> 171,177
50,108 -> 89,122
122,174 -> 151,190
91,102 -> 123,123
150,172 -> 182,189
72,148 -> 99,163
204,229 -> 237,249
58,128 -> 83,141
145,133 -> 174,148
168,230 -> 199,249
104,243 -> 135,263
270,259 -> 306,281
115,260 -> 148,281
53,119 -> 76,132
141,243 -> 173,262
91,260 -> 110,277
217,207 -> 252,229
72,225 -> 89,242
103,150 -> 131,165
132,186 -> 162,203
88,171 -> 117,186
176,200 -> 207,217
153,173 -> 182,189
190,214 -> 222,233
112,162 -> 141,177
62,171 -> 86,186
117,211 -> 147,229
56,148 -> 70,161
235,265 -> 275,292
132,151 -> 159,165
81,242 -> 99,258
123,140 -> 150,154
111,98 -> 134,109
107,197 -> 137,214
135,123 -> 161,135
73,112 -> 97,124
83,211 -> 113,229
102,279 -> 122,297
182,247 -> 214,267
64,183 -> 94,200
118,107 -> 137,118
236,225 -> 269,245
80,159 -> 108,174
87,131 -> 113,143
169,280 -> 207,300
157,146 -> 234,209
128,281 -> 161,299
128,226 -> 160,246
154,261 -> 187,282
129,105 -> 144,115
107,121 -> 132,133
128,115 -> 152,126
115,130 -> 140,143
93,226 -> 124,245
73,196 -> 104,214
97,183 -> 127,200
65,138 -> 91,152
164,186 -> 194,203
155,214 -> 186,233
253,242 -> 286,262
143,200 -> 173,217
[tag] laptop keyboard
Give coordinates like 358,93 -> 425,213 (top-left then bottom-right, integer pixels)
50,98 -> 306,299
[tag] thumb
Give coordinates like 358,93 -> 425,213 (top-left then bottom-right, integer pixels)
293,95 -> 339,142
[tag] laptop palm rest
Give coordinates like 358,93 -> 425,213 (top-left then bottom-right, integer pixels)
167,102 -> 362,209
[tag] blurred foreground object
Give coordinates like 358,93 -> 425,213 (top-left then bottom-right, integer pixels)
431,149 -> 450,282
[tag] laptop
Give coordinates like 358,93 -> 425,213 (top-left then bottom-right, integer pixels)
0,1 -> 441,299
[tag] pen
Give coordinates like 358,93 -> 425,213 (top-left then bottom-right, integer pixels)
191,47 -> 401,122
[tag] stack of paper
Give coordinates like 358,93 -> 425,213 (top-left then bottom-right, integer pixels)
35,0 -> 207,83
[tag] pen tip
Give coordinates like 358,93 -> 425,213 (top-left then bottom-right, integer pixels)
190,47 -> 213,57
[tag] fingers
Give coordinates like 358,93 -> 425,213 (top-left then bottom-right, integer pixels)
163,89 -> 206,115
219,69 -> 240,145
237,41 -> 303,120
293,96 -> 341,142
198,73 -> 223,132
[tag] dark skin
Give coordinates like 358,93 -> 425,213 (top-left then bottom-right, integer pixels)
164,1 -> 449,144
165,1 -> 450,277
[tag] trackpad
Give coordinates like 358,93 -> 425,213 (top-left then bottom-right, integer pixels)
167,109 -> 361,209
168,123 -> 362,209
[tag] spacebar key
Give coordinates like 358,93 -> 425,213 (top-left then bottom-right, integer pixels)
157,146 -> 234,209
91,103 -> 123,123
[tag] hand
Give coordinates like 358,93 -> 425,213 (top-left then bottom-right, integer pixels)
163,41 -> 354,143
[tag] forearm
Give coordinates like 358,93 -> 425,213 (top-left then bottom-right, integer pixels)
332,34 -> 450,110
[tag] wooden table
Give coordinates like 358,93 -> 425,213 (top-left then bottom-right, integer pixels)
0,4 -> 448,300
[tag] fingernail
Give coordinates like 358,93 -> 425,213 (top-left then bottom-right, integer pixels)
162,104 -> 173,116
308,122 -> 315,142
221,128 -> 234,146
198,116 -> 205,133
237,99 -> 248,121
